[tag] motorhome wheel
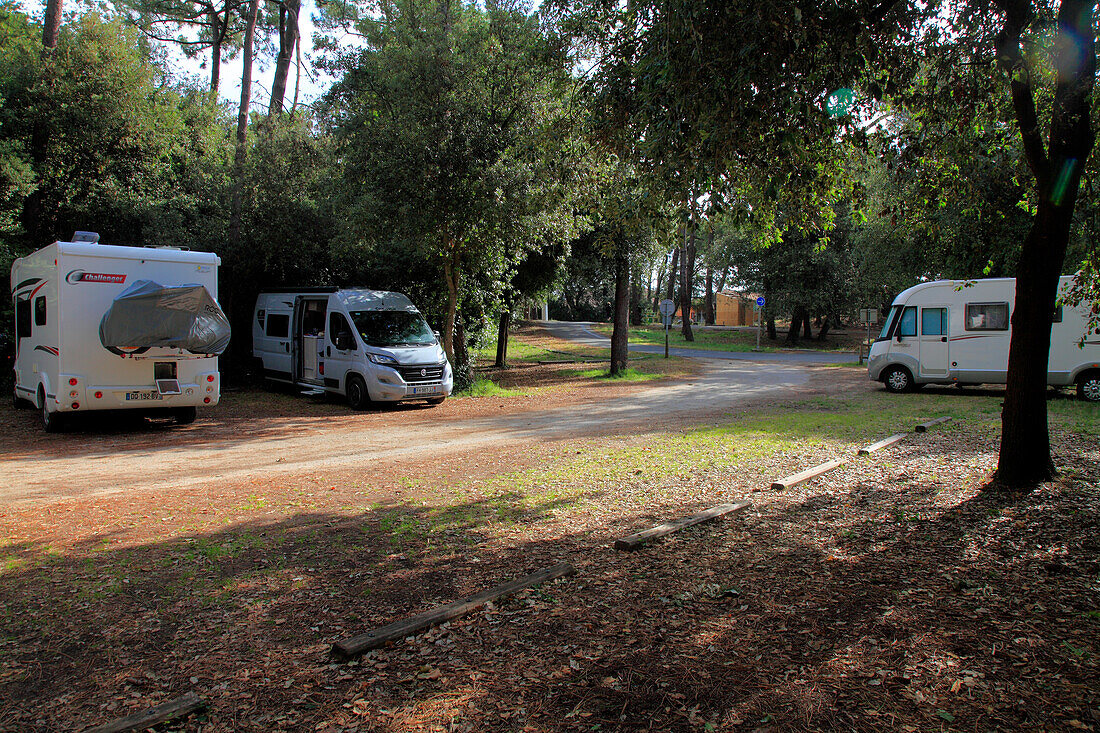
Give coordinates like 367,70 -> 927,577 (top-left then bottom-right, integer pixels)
346,375 -> 370,410
883,366 -> 913,394
40,389 -> 64,433
1078,371 -> 1100,402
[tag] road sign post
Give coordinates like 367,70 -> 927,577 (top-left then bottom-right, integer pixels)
754,296 -> 766,351
658,299 -> 676,359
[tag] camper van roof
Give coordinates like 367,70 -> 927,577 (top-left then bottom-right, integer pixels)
55,241 -> 219,265
336,289 -> 417,311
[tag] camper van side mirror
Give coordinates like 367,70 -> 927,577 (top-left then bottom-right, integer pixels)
433,330 -> 441,342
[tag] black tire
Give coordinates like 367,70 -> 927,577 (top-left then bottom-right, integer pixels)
40,389 -> 64,433
883,366 -> 914,394
427,396 -> 446,406
1077,371 -> 1100,403
174,406 -> 198,425
346,375 -> 370,410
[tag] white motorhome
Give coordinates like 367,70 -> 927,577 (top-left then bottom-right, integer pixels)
252,288 -> 452,408
868,276 -> 1100,401
10,232 -> 230,431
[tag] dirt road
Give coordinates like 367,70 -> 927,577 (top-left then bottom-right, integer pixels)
1,360 -> 868,506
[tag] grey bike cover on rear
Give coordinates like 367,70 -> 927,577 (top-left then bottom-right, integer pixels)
99,280 -> 231,355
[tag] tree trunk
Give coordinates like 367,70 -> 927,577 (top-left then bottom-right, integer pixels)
629,260 -> 643,326
610,243 -> 630,375
665,246 -> 677,302
817,315 -> 831,341
495,307 -> 510,368
228,0 -> 259,250
209,8 -> 222,98
704,264 -> 715,326
679,223 -> 695,341
992,0 -> 1095,488
42,0 -> 62,49
269,0 -> 300,115
787,307 -> 805,344
803,312 -> 812,339
442,248 -> 459,365
766,316 -> 776,340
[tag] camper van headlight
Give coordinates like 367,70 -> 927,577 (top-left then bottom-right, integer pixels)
369,353 -> 398,366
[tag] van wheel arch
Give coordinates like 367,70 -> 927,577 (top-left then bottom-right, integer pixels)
39,385 -> 64,433
1077,369 -> 1100,402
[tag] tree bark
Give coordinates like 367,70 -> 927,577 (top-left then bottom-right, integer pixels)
817,315 -> 831,341
495,307 -> 510,368
992,0 -> 1095,488
442,248 -> 459,365
679,223 -> 695,341
704,264 -> 715,325
610,243 -> 630,375
228,0 -> 259,251
803,311 -> 812,339
269,0 -> 300,115
209,8 -> 222,98
787,306 -> 805,344
42,0 -> 62,50
766,315 -> 776,340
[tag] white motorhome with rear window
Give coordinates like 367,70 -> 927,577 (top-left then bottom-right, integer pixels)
252,288 -> 452,408
867,276 -> 1100,401
10,232 -> 230,431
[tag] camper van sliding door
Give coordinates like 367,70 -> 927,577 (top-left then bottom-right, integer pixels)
918,307 -> 949,377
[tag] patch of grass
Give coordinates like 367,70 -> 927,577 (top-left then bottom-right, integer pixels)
591,324 -> 860,353
456,378 -> 526,398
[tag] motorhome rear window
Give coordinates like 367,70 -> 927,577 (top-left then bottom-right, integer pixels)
965,302 -> 1009,331
16,298 -> 31,339
350,310 -> 435,347
266,313 -> 290,338
34,296 -> 46,326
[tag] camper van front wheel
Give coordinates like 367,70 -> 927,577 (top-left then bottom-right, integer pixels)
1078,371 -> 1100,402
346,375 -> 370,411
883,366 -> 914,394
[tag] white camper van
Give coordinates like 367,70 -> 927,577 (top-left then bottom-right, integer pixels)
10,232 -> 230,431
252,288 -> 452,408
868,276 -> 1100,401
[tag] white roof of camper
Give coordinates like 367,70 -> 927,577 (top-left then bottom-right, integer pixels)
56,241 -> 220,265
336,289 -> 417,311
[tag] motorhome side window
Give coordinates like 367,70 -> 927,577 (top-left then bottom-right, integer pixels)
921,307 -> 947,335
266,313 -> 289,338
34,296 -> 46,326
965,302 -> 1009,331
898,307 -> 917,337
330,313 -> 354,347
15,297 -> 32,339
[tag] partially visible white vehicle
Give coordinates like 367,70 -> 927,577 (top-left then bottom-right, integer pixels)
10,232 -> 230,431
252,288 -> 452,408
868,276 -> 1099,401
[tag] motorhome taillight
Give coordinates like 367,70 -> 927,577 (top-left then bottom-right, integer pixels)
69,390 -> 78,398
71,402 -> 79,410
203,397 -> 211,404
68,378 -> 78,386
207,375 -> 215,382
94,391 -> 103,399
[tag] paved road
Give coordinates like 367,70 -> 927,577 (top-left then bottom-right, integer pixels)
541,320 -> 859,364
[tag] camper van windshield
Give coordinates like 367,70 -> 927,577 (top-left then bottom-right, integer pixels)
350,311 -> 436,347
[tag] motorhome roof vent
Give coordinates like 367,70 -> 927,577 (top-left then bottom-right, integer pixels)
71,231 -> 100,244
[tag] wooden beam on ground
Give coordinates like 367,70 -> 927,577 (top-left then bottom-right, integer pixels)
915,416 -> 952,433
82,693 -> 204,733
858,433 -> 908,456
332,562 -> 576,659
771,459 -> 846,491
613,501 -> 752,552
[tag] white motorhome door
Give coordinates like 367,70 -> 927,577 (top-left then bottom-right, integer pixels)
918,306 -> 949,377
260,301 -> 293,380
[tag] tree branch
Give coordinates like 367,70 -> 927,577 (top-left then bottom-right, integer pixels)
992,0 -> 1049,185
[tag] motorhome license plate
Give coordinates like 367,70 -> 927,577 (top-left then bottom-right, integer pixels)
409,385 -> 441,396
125,390 -> 162,401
